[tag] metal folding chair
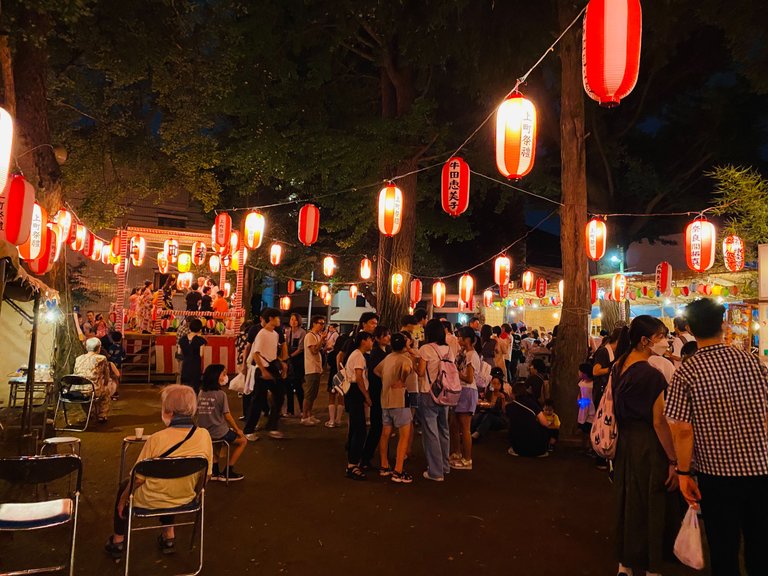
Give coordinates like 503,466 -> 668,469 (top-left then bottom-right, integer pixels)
124,456 -> 208,576
211,438 -> 231,486
0,454 -> 83,576
53,375 -> 95,432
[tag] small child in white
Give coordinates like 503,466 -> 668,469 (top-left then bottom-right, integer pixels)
576,362 -> 596,454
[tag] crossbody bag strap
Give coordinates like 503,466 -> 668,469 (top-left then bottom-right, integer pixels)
513,400 -> 537,417
159,426 -> 197,458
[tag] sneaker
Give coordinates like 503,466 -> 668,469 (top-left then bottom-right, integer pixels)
300,418 -> 316,426
245,433 -> 260,442
391,470 -> 413,484
211,472 -> 226,482
157,535 -> 175,555
422,471 -> 444,482
223,468 -> 245,482
104,536 -> 124,559
324,420 -> 336,428
379,467 -> 393,477
507,447 -> 519,457
450,458 -> 473,470
269,430 -> 285,439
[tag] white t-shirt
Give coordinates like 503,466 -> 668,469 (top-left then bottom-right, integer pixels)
304,331 -> 323,374
344,349 -> 368,390
418,343 -> 453,394
253,328 -> 279,362
648,354 -> 675,384
457,348 -> 481,390
446,333 -> 461,360
671,333 -> 696,369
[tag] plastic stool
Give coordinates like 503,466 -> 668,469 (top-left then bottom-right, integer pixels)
40,436 -> 82,456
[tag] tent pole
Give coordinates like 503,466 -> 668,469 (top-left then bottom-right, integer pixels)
21,294 -> 40,439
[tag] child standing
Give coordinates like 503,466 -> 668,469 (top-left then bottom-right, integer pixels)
542,399 -> 561,452
197,364 -> 247,481
576,362 -> 596,453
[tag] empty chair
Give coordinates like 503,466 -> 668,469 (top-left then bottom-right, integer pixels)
0,454 -> 83,576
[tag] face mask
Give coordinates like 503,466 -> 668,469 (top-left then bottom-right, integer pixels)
220,374 -> 229,386
651,341 -> 669,356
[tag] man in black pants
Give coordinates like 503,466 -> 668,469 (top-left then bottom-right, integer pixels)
666,298 -> 768,576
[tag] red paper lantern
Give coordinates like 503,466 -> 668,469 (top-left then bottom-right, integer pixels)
655,261 -> 673,295
71,224 -> 86,251
432,280 -> 446,308
229,230 -> 242,255
585,217 -> 607,261
441,157 -> 470,217
270,243 -> 282,266
222,253 -> 232,271
495,92 -> 537,179
459,274 -> 474,305
242,211 -> 264,250
409,278 -> 422,305
378,183 -> 403,237
323,256 -> 336,277
590,278 -> 598,304
287,279 -> 296,294
0,107 -> 13,194
18,203 -> 49,261
192,241 -> 206,266
494,255 -> 511,287
90,238 -> 104,262
214,212 -> 232,251
685,218 -> 716,272
101,242 -> 111,264
27,225 -> 57,275
499,282 -> 510,298
0,174 -> 35,246
298,204 -> 320,246
208,254 -> 220,274
207,319 -> 216,329
163,239 -> 179,264
360,257 -> 372,280
223,281 -> 232,298
109,235 -> 121,258
55,209 -> 74,245
391,273 -> 404,295
483,289 -> 494,308
522,270 -> 535,292
535,278 -> 548,299
157,252 -> 169,274
323,292 -> 332,306
319,284 -> 329,299
612,273 -> 628,302
280,295 -> 291,311
349,284 -> 358,299
558,279 -> 564,301
80,229 -> 95,259
722,235 -> 745,272
129,235 -> 146,265
583,0 -> 642,107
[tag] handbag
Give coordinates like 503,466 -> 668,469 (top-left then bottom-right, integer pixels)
229,373 -> 246,393
332,365 -> 352,396
673,506 -> 705,569
590,366 -> 619,459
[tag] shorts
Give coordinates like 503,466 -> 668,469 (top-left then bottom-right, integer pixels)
382,407 -> 412,428
214,429 -> 239,444
454,386 -> 479,414
303,373 -> 321,402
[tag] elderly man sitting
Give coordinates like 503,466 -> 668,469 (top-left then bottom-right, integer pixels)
105,385 -> 213,558
73,337 -> 117,424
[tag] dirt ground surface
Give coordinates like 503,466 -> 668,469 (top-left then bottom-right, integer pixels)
1,385 -> 706,576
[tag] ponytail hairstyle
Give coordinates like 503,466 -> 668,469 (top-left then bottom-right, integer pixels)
614,315 -> 666,375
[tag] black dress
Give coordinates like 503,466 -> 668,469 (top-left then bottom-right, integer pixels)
179,334 -> 206,392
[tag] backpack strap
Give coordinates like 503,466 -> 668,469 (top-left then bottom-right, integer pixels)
513,400 -> 538,417
159,426 -> 197,458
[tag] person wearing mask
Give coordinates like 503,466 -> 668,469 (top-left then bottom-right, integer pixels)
185,283 -> 202,312
417,319 -> 454,481
344,331 -> 374,480
612,316 -> 679,576
284,313 -> 306,418
178,319 -> 206,393
450,327 -> 480,470
361,326 -> 391,468
666,299 -> 768,576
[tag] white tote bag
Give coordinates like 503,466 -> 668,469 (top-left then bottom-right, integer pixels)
673,506 -> 705,570
229,372 -> 246,393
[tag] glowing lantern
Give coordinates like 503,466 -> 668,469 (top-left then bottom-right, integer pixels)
319,284 -> 329,299
228,231 -> 241,256
432,280 -> 446,308
558,279 -> 564,301
495,92 -> 537,179
323,292 -> 333,306
483,289 -> 494,308
27,226 -> 57,275
298,204 -> 320,246
583,0 -> 643,107
612,273 -> 628,301
323,256 -> 336,277
208,254 -> 220,274
18,203 -> 48,261
177,272 -> 193,291
685,218 -> 716,272
378,183 -> 403,237
722,235 -> 745,272
130,235 -> 146,266
0,106 -> 13,193
585,217 -> 607,261
224,282 -> 231,298
280,296 -> 291,311
287,279 -> 296,294
55,209 -> 74,245
360,258 -> 372,280
71,224 -> 86,251
243,211 -> 264,250
391,273 -> 404,295
90,238 -> 104,262
270,243 -> 282,266
499,282 -> 510,298
494,255 -> 511,286
655,261 -> 673,295
214,213 -> 232,252
222,253 -> 232,271
109,235 -> 121,258
192,241 -> 206,266
535,278 -> 548,299
101,243 -> 111,264
178,252 -> 192,273
0,175 -> 35,246
409,278 -> 422,305
590,279 -> 598,304
157,252 -> 169,274
459,274 -> 474,305
51,223 -> 64,263
163,239 -> 179,264
441,157 -> 470,217
522,270 -> 535,292
349,285 -> 358,299
80,229 -> 95,259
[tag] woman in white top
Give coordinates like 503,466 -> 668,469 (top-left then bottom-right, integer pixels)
344,331 -> 374,480
450,327 -> 480,470
416,319 -> 454,481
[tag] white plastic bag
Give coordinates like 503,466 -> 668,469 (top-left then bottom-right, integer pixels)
229,372 -> 246,393
673,506 -> 705,570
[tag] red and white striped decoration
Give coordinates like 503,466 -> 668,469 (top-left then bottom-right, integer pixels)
432,280 -> 446,308
459,274 -> 474,305
483,289 -> 494,308
0,174 -> 35,246
441,157 -> 470,217
409,278 -> 422,306
494,255 -> 511,286
583,0 -> 643,107
378,183 -> 403,237
655,261 -> 673,295
298,204 -> 320,246
522,270 -> 535,292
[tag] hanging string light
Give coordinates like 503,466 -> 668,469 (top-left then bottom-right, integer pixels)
130,235 -> 146,266
71,224 -> 86,251
378,183 -> 403,237
323,256 -> 336,277
558,279 -> 564,301
612,273 -> 628,301
100,243 -> 111,264
323,292 -> 333,306
224,281 -> 232,298
270,243 -> 282,266
360,257 -> 373,280
585,216 -> 607,261
80,229 -> 95,260
287,279 -> 296,294
495,92 -> 537,179
229,230 -> 242,255
27,226 -> 57,275
19,203 -> 49,261
655,261 -> 673,295
320,284 -> 329,299
55,209 -> 74,245
178,253 -> 192,273
298,204 -> 320,246
432,280 -> 446,308
441,157 -> 470,217
192,241 -> 206,266
535,278 -> 548,299
157,252 -> 169,274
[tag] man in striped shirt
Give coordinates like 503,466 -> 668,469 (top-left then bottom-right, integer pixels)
665,298 -> 768,576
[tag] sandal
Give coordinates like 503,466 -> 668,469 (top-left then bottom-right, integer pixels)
345,466 -> 367,481
157,534 -> 176,555
104,535 -> 124,560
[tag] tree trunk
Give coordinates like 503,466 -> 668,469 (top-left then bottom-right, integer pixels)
599,299 -> 630,333
550,0 -> 590,439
